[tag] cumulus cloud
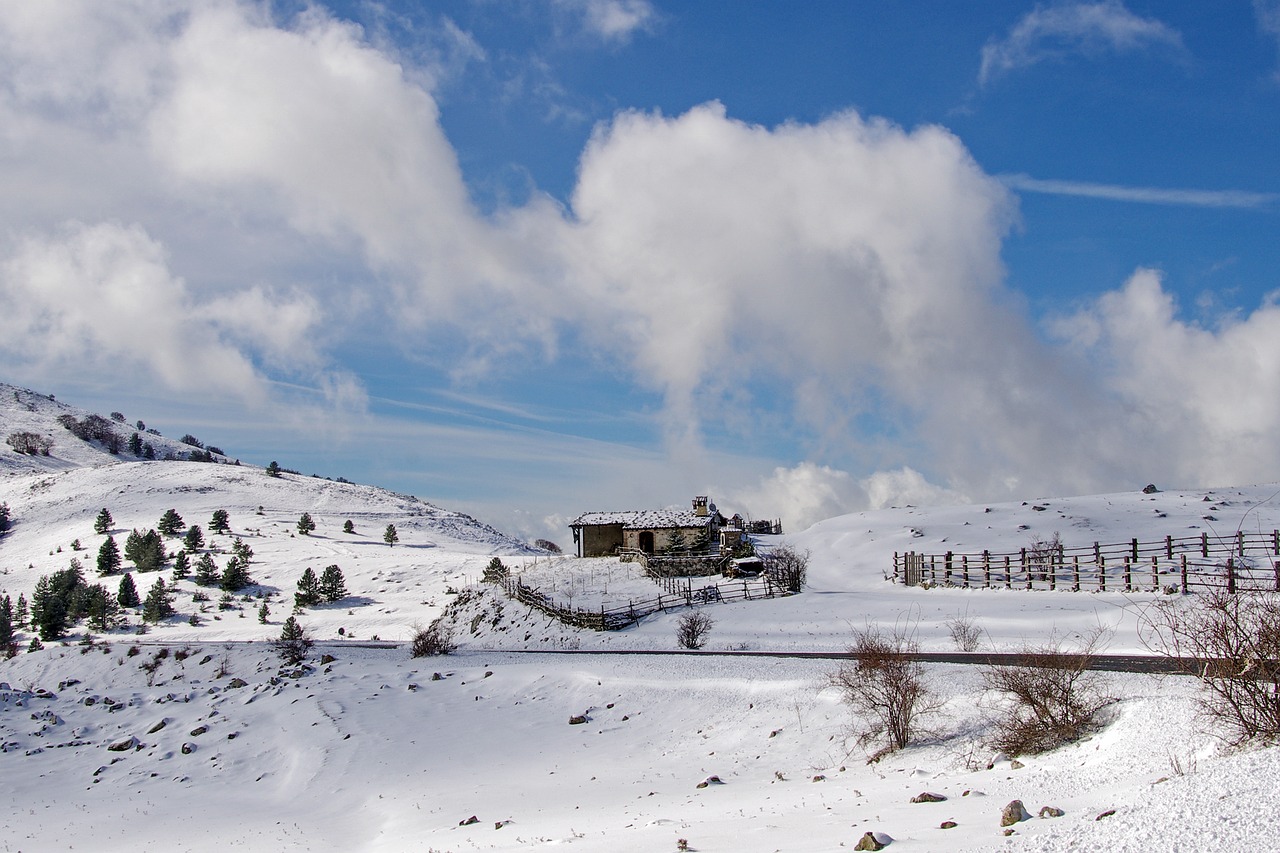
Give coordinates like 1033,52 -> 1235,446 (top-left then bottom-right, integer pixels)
980,1 -> 1183,84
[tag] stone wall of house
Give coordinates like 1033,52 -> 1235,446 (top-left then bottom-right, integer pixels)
578,522 -> 625,557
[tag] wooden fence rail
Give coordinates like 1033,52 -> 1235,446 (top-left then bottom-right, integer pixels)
895,530 -> 1280,593
497,574 -> 785,632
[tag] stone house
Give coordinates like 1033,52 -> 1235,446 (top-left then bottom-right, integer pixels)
570,496 -> 727,558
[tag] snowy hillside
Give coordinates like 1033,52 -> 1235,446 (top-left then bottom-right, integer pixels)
4,379 -> 1280,851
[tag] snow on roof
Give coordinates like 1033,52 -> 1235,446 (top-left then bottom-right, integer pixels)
570,509 -> 711,529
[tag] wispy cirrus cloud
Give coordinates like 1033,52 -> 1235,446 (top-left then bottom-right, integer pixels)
1000,173 -> 1277,209
980,1 -> 1183,84
553,0 -> 657,44
1257,0 -> 1280,77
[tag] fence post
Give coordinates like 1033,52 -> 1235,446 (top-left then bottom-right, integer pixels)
1166,535 -> 1173,560
1099,555 -> 1106,592
1180,555 -> 1187,595
984,550 -> 991,587
962,555 -> 969,588
945,551 -> 952,585
1072,555 -> 1080,592
893,552 -> 899,584
1020,547 -> 1027,581
1151,556 -> 1159,592
1202,532 -> 1208,559
1025,558 -> 1032,591
1094,541 -> 1101,566
1237,531 -> 1245,558
1049,554 -> 1056,591
1004,556 -> 1011,589
1274,530 -> 1279,557
1227,557 -> 1236,595
1123,556 -> 1132,592
1274,561 -> 1280,593
930,555 -> 937,586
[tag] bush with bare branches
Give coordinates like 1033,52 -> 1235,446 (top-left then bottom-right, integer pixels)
982,627 -> 1112,756
676,609 -> 714,650
410,618 -> 456,657
1141,590 -> 1280,746
761,545 -> 809,594
946,613 -> 983,653
830,623 -> 941,755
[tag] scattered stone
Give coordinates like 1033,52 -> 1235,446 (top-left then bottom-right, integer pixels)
1010,759 -> 1025,770
696,775 -> 724,789
483,671 -> 493,678
568,715 -> 588,725
1001,800 -> 1030,827
407,684 -> 419,692
199,655 -> 214,665
494,820 -> 510,829
1143,484 -> 1160,494
1039,806 -> 1065,818
769,729 -> 781,738
181,742 -> 196,755
431,672 -> 443,681
1003,829 -> 1015,836
853,831 -> 886,850
940,821 -> 957,829
58,679 -> 80,689
459,815 -> 479,826
911,792 -> 947,803
1096,809 -> 1116,821
107,736 -> 138,752
812,775 -> 826,783
189,726 -> 208,737
226,678 -> 248,689
319,654 -> 336,665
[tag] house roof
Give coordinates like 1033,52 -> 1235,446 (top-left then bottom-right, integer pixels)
570,509 -> 711,530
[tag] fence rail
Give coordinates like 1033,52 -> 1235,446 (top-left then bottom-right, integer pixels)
497,574 -> 786,632
895,530 -> 1280,593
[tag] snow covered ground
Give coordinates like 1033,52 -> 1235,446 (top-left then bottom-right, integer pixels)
3,382 -> 1279,851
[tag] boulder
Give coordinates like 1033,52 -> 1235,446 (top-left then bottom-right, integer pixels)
853,831 -> 887,850
940,821 -> 957,829
568,714 -> 588,725
911,792 -> 946,803
459,816 -> 479,826
1039,806 -> 1065,818
1001,800 -> 1030,827
107,736 -> 138,752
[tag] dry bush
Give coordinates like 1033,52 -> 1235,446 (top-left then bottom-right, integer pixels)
946,613 -> 983,652
982,626 -> 1112,757
1027,531 -> 1062,580
830,622 -> 941,755
676,609 -> 714,650
411,619 -> 456,657
1141,590 -> 1280,746
761,545 -> 809,594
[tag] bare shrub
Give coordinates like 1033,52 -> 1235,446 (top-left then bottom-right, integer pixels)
982,627 -> 1111,757
676,609 -> 714,650
946,613 -> 983,652
1027,531 -> 1062,580
1140,590 -> 1280,746
830,622 -> 941,755
410,619 -> 456,657
761,545 -> 809,593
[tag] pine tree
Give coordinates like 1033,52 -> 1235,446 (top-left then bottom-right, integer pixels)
0,501 -> 9,534
194,553 -> 220,587
97,535 -> 121,576
0,595 -> 14,651
117,574 -> 140,608
232,537 -> 253,564
141,578 -> 174,623
319,564 -> 348,602
128,432 -> 143,456
274,616 -> 312,666
209,509 -> 231,535
383,524 -> 398,547
343,519 -> 354,534
158,509 -> 185,536
171,550 -> 191,581
220,556 -> 252,592
83,585 -> 119,632
297,512 -> 316,535
93,507 -> 113,534
30,575 -> 68,640
257,600 -> 270,624
124,529 -> 166,572
266,461 -> 281,478
15,593 -> 28,626
183,524 -> 204,552
294,567 -> 321,608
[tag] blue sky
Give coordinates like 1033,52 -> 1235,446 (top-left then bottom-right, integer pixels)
2,1 -> 1279,544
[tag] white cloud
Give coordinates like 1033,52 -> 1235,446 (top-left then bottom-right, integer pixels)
980,1 -> 1183,84
1257,0 -> 1280,77
862,467 -> 969,511
1000,173 -> 1277,209
553,0 -> 657,43
730,463 -> 866,533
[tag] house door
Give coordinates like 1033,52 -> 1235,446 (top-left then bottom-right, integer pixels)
638,531 -> 655,554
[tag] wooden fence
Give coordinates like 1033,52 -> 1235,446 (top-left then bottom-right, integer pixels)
497,574 -> 786,632
895,530 -> 1280,593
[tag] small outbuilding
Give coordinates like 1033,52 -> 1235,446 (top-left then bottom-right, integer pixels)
570,496 -> 726,558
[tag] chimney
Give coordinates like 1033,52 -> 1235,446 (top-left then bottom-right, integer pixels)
692,496 -> 709,517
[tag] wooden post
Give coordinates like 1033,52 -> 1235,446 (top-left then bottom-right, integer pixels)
1166,535 -> 1173,560
1123,556 -> 1132,592
1227,557 -> 1236,595
1273,529 -> 1279,557
1201,532 -> 1209,559
1180,555 -> 1187,594
1131,538 -> 1139,563
1004,556 -> 1011,589
945,551 -> 952,586
1237,530 -> 1245,558
1025,559 -> 1033,591
1020,547 -> 1027,581
1094,541 -> 1101,565
984,550 -> 991,587
1274,560 -> 1280,593
930,555 -> 937,586
1099,555 -> 1106,592
1151,556 -> 1159,592
1049,553 -> 1056,591
1072,555 -> 1080,591
962,555 -> 969,588
893,552 -> 899,584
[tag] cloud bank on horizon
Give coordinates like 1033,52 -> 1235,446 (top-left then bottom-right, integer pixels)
1,1 -> 1278,537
